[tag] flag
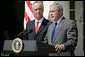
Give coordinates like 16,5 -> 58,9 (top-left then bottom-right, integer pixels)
24,1 -> 35,30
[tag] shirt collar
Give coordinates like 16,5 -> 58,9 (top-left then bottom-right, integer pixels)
56,15 -> 63,24
35,17 -> 44,23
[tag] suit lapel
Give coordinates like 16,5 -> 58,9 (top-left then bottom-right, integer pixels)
32,20 -> 36,35
52,17 -> 66,43
36,18 -> 46,35
49,23 -> 54,44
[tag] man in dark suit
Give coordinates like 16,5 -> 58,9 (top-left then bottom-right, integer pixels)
26,1 -> 51,42
44,3 -> 78,56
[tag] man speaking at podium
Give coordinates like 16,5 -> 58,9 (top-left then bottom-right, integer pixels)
26,1 -> 51,42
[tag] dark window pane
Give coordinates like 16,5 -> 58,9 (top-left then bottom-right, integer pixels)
70,1 -> 75,9
70,11 -> 75,20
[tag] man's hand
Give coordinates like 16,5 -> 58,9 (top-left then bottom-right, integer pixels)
55,44 -> 64,53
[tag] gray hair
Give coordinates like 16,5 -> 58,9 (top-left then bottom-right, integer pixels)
50,3 -> 63,11
31,1 -> 44,11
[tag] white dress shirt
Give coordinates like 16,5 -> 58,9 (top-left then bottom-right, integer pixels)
35,17 -> 44,28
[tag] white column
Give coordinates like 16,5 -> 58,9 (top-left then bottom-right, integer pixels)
75,1 -> 84,56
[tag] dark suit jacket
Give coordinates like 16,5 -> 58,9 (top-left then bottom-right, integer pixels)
44,17 -> 78,56
26,18 -> 52,42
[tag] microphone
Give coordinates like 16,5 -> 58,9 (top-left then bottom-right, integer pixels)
23,29 -> 33,36
17,29 -> 33,37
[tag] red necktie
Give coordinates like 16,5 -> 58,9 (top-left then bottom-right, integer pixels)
35,21 -> 39,33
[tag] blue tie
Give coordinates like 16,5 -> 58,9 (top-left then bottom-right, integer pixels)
51,23 -> 57,42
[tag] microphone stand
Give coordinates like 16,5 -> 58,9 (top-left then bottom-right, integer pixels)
17,29 -> 33,40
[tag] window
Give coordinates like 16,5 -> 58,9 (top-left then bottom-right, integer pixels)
70,1 -> 75,20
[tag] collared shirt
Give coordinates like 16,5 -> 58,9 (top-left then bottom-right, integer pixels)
35,17 -> 44,28
57,15 -> 63,24
54,15 -> 63,28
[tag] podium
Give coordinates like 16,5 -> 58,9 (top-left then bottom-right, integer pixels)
3,40 -> 55,56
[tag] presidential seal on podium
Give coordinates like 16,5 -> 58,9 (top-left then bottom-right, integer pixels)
12,38 -> 23,53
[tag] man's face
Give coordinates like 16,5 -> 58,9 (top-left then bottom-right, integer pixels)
49,5 -> 61,21
32,3 -> 43,20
